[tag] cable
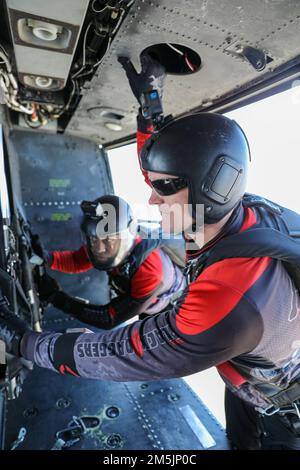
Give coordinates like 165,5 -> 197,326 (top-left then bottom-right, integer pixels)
52,79 -> 77,118
89,6 -> 124,72
91,0 -> 113,14
93,36 -> 112,68
73,1 -> 131,82
64,79 -> 77,111
23,113 -> 43,129
72,5 -> 119,81
0,44 -> 9,57
184,54 -> 196,72
166,43 -> 184,56
110,7 -> 125,36
0,49 -> 12,72
0,47 -> 34,114
166,43 -> 197,72
72,22 -> 92,79
74,35 -> 112,79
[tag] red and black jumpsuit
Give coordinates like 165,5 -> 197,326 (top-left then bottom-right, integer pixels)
48,238 -> 185,329
23,199 -> 300,393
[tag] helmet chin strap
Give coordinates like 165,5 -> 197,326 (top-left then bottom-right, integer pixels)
184,226 -> 205,251
191,220 -> 203,233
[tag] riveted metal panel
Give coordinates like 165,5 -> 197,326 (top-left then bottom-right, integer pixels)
66,0 -> 300,144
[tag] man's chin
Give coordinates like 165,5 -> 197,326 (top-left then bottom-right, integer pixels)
161,222 -> 182,236
95,256 -> 114,264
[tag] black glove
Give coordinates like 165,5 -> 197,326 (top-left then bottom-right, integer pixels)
36,273 -> 60,306
31,234 -> 53,266
118,53 -> 166,106
0,298 -> 29,356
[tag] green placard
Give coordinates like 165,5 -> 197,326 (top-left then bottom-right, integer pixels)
49,179 -> 71,188
50,213 -> 72,222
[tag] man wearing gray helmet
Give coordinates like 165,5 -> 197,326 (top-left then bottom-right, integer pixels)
35,194 -> 185,330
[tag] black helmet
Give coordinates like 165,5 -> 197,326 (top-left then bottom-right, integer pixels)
141,112 -> 250,223
80,195 -> 137,270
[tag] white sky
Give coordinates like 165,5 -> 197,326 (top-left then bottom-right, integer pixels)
108,142 -> 160,222
227,87 -> 300,213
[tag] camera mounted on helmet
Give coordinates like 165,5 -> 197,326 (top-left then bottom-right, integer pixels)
80,199 -> 104,218
140,89 -> 164,130
80,195 -> 137,271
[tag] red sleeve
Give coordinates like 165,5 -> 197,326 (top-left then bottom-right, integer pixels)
175,256 -> 271,335
50,245 -> 93,273
137,123 -> 153,187
130,249 -> 163,298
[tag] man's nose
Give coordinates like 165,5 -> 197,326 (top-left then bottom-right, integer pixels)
97,240 -> 106,253
149,189 -> 163,205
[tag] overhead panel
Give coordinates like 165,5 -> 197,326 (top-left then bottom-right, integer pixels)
5,0 -> 89,91
66,0 -> 300,145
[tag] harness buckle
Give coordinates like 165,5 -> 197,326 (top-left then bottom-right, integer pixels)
294,402 -> 300,419
257,401 -> 300,418
256,404 -> 280,416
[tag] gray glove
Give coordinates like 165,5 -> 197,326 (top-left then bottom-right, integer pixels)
118,53 -> 166,106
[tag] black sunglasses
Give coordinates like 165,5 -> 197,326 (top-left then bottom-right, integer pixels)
150,177 -> 188,196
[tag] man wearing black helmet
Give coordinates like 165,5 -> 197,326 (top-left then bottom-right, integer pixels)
139,111 -> 300,450
34,194 -> 185,330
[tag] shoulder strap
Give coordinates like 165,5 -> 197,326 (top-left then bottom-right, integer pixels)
119,237 -> 161,279
206,228 -> 300,268
121,225 -> 186,279
243,193 -> 283,214
205,200 -> 300,291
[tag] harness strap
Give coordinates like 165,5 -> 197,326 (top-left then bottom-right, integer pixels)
267,379 -> 300,408
119,237 -> 161,279
206,228 -> 300,268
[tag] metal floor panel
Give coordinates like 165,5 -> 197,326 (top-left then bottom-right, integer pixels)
5,348 -> 229,450
5,315 -> 229,450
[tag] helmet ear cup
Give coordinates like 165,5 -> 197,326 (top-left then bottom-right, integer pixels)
202,156 -> 245,205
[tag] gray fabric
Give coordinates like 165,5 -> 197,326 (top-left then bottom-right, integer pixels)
21,330 -> 60,373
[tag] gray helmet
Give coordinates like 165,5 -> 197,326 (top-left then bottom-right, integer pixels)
141,112 -> 250,223
80,195 -> 137,270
